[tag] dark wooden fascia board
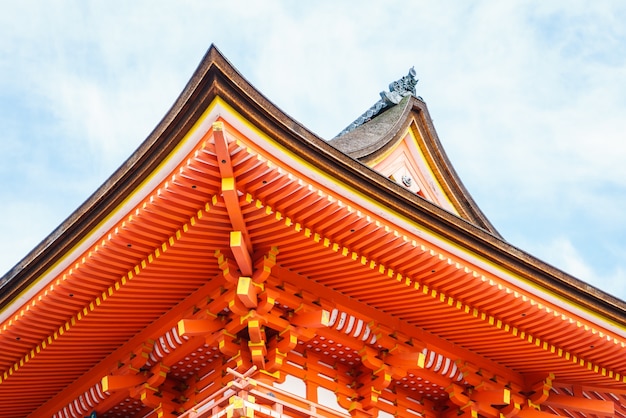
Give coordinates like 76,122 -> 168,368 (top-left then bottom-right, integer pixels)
2,46 -> 624,329
0,46 -> 223,309
214,70 -> 626,324
213,71 -> 626,325
410,99 -> 502,237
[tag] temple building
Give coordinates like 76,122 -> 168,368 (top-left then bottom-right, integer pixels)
1,45 -> 625,418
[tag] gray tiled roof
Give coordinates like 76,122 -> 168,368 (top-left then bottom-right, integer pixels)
328,95 -> 412,158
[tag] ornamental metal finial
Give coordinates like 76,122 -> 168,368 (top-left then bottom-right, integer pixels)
381,67 -> 418,105
335,68 -> 419,137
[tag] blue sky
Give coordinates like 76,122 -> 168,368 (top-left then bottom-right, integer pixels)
1,2 -> 626,300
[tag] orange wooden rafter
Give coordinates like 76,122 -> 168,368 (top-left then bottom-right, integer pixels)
545,394 -> 614,416
213,121 -> 253,270
267,266 -> 525,387
239,189 -> 552,381
25,116 -> 624,416
3,205 -> 215,400
269,188 -> 625,385
0,126 -> 218,336
6,104 -> 624,418
229,127 -> 626,378
2,129 -> 234,416
42,278 -> 228,417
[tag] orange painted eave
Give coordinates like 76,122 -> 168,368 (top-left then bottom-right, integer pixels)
1,41 -> 624,368
2,46 -> 624,329
1,44 -> 625,416
1,117 -> 624,388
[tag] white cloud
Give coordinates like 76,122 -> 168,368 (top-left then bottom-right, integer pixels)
530,236 -> 626,298
538,236 -> 595,280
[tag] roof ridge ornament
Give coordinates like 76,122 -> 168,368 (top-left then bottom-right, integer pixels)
335,67 -> 418,138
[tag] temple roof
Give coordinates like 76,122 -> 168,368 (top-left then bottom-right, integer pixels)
329,93 -> 500,237
331,95 -> 412,157
0,45 -> 625,417
2,46 -> 622,320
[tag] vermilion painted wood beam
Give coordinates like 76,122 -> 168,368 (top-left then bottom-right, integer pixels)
212,121 -> 233,179
213,121 -> 253,265
517,407 -> 565,418
384,350 -> 426,371
231,231 -> 253,276
268,266 -> 525,388
221,178 -> 245,230
291,309 -> 330,328
177,318 -> 224,337
101,375 -> 144,392
544,394 -> 614,416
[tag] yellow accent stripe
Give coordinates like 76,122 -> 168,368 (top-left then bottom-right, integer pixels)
244,168 -> 625,384
0,98 -> 224,326
218,97 -> 624,333
0,193 -> 219,384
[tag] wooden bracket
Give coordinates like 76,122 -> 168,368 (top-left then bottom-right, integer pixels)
291,309 -> 330,328
528,373 -> 555,404
101,374 -> 145,393
177,317 -> 223,337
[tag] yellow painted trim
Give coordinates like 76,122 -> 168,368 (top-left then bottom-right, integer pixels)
242,167 -> 625,383
367,125 -> 456,212
3,94 -> 623,390
221,101 -> 625,334
0,98 -> 223,321
0,203 -> 215,385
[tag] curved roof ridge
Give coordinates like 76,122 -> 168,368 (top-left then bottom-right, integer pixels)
0,44 -> 328,309
329,94 -> 501,238
329,95 -> 413,158
334,67 -> 418,138
1,44 -> 624,327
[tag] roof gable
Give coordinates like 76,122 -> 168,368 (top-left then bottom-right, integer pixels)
370,129 -> 456,212
330,94 -> 500,236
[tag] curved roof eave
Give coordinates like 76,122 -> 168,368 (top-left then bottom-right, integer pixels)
330,95 -> 501,237
1,45 -> 624,328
